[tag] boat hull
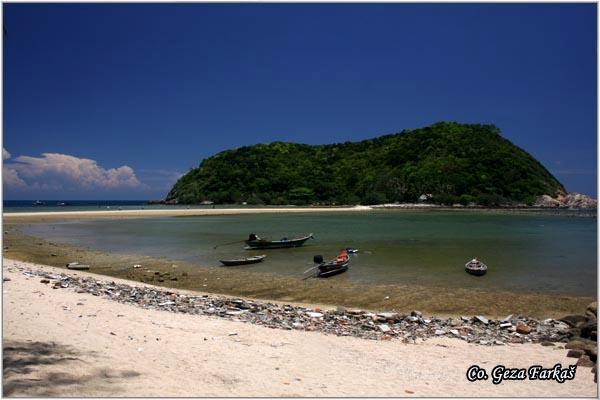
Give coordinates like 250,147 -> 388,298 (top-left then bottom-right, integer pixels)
317,264 -> 348,278
465,267 -> 487,276
220,255 -> 266,266
245,234 -> 313,250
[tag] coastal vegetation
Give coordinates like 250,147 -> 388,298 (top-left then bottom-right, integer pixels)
166,122 -> 565,206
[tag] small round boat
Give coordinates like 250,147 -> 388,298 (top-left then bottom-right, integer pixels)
465,258 -> 487,276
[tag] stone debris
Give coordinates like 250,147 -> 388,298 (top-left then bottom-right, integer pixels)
558,302 -> 598,382
10,263 -> 586,346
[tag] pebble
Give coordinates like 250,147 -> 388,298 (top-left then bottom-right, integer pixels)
378,312 -> 398,320
516,323 -> 532,334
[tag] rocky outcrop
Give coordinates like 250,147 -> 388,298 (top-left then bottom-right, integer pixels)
560,302 -> 597,382
534,193 -> 596,210
563,193 -> 597,209
534,195 -> 563,208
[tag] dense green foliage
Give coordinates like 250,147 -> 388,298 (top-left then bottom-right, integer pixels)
166,122 -> 565,206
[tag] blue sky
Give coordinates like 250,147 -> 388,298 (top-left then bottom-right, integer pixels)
3,3 -> 597,199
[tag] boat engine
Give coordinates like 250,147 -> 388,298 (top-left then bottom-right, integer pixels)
313,255 -> 323,264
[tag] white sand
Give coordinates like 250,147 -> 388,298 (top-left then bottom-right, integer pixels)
2,258 -> 597,397
3,206 -> 373,220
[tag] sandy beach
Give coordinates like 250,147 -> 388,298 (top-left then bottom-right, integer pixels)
2,258 -> 597,397
3,205 -> 593,223
2,206 -> 375,222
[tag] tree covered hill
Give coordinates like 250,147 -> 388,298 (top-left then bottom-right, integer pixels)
166,122 -> 565,206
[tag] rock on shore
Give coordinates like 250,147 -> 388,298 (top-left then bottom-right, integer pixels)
561,301 -> 598,382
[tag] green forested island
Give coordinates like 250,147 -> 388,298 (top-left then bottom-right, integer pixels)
166,122 -> 565,206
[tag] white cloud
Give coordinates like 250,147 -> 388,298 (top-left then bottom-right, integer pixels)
3,152 -> 145,191
3,148 -> 11,160
3,167 -> 26,188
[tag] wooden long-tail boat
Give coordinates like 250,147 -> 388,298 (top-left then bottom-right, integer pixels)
219,254 -> 266,266
245,233 -> 313,250
315,250 -> 350,278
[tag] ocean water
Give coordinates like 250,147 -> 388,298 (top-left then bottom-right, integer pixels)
4,200 -> 150,212
21,210 -> 597,296
3,200 -> 300,213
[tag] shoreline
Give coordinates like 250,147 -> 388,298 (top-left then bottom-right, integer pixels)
2,223 -> 594,318
3,206 -> 373,220
3,204 -> 596,221
1,257 -> 583,345
2,258 -> 597,397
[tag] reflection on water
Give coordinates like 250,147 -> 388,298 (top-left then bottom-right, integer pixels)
23,211 -> 597,296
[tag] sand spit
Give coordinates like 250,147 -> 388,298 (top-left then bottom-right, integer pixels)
3,206 -> 373,221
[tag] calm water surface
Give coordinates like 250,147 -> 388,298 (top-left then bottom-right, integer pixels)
23,211 -> 597,296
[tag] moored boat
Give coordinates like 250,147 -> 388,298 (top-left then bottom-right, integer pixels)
465,258 -> 487,276
219,254 -> 266,266
315,250 -> 350,278
245,233 -> 313,249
